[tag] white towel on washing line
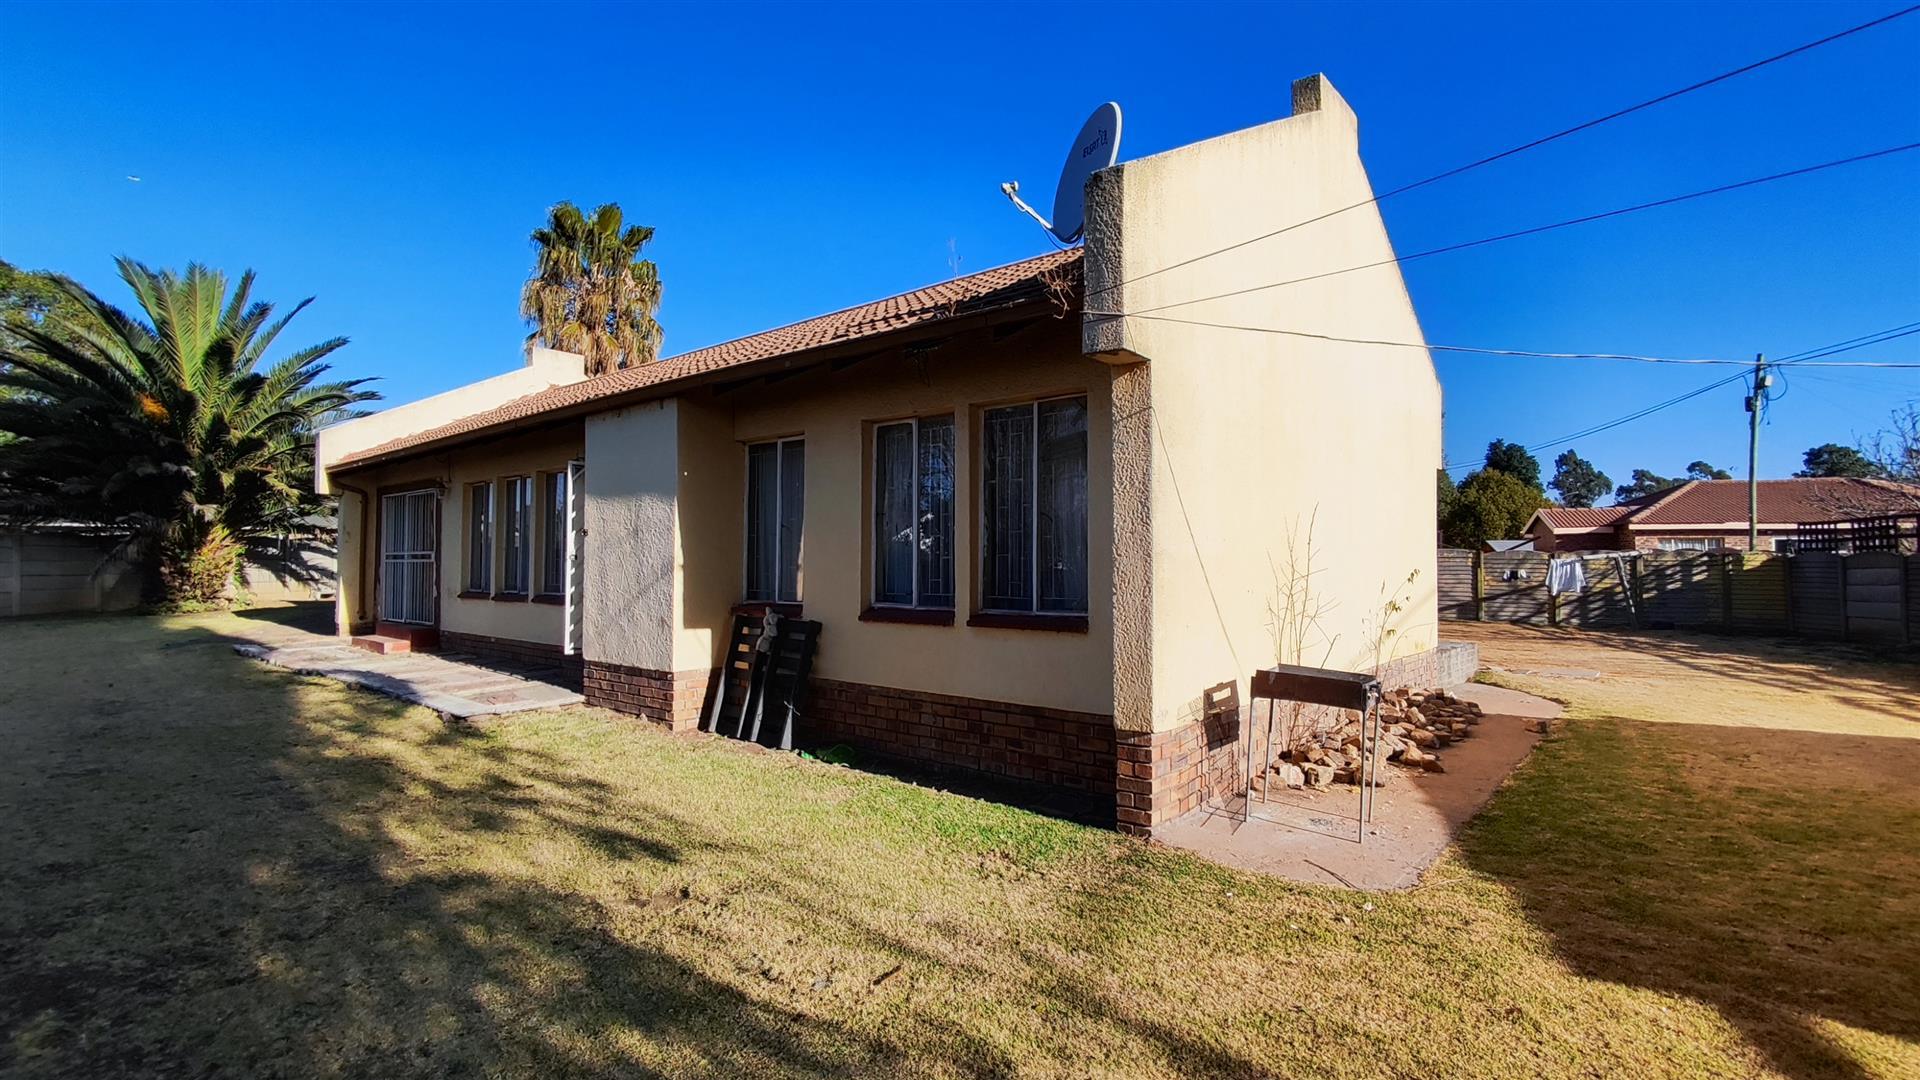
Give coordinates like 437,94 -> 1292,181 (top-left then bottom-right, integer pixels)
1547,557 -> 1586,597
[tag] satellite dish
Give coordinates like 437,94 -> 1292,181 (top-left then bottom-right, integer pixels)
1000,102 -> 1122,243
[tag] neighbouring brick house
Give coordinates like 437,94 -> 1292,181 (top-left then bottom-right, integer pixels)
1526,477 -> 1920,553
315,75 -> 1449,837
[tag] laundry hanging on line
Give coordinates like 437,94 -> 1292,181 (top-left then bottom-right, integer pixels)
1547,557 -> 1587,597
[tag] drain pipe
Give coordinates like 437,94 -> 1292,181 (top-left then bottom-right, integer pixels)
333,481 -> 373,629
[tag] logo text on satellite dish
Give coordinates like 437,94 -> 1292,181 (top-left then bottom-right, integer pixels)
1000,102 -> 1122,244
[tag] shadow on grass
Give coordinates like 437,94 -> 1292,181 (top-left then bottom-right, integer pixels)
1457,714 -> 1920,1079
0,613 -> 1000,1078
229,599 -> 337,636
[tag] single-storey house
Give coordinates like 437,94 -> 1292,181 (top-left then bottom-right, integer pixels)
314,75 -> 1447,836
1526,477 -> 1919,553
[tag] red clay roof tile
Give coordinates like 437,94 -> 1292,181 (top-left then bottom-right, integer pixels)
333,249 -> 1082,470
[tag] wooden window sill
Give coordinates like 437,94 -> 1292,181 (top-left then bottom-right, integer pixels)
531,593 -> 566,606
491,591 -> 529,603
966,612 -> 1089,633
457,589 -> 491,600
859,606 -> 955,626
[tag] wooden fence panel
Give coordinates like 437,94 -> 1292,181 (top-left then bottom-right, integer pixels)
2,530 -> 143,617
0,532 -> 15,617
1557,554 -> 1636,629
1437,549 -> 1478,621
1845,552 -> 1906,643
1481,551 -> 1550,624
1909,555 -> 1920,644
1637,552 -> 1723,627
1790,553 -> 1846,639
1727,553 -> 1791,633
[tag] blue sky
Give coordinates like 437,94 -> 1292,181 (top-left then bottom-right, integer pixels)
2,1 -> 1916,495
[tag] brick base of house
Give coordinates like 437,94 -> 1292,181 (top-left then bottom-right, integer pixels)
581,659 -> 710,732
806,679 -> 1117,797
438,629 -> 582,687
1115,645 -> 1469,837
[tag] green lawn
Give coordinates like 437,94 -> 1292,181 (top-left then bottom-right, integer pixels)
2,607 -> 1916,1078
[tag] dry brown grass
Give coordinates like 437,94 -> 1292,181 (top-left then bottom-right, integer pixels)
1450,620 -> 1920,740
2,607 -> 1916,1078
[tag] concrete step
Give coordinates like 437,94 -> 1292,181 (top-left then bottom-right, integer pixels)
350,635 -> 412,656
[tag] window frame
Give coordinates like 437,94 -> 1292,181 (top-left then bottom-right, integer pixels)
976,393 -> 1090,618
870,414 -> 956,611
538,469 -> 568,597
742,436 -> 805,605
464,481 -> 494,595
499,475 -> 534,597
1655,536 -> 1725,552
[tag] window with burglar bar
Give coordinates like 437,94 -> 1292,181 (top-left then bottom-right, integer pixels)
501,475 -> 533,594
466,481 -> 493,593
980,396 -> 1088,614
540,470 -> 567,595
744,437 -> 804,604
872,415 -> 955,608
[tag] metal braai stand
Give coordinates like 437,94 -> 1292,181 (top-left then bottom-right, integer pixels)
1248,665 -> 1384,845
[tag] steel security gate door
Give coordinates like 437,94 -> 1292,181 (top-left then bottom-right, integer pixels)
380,490 -> 438,626
563,459 -> 585,655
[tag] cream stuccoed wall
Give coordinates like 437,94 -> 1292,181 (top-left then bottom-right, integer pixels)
580,396 -> 746,679
718,323 -> 1115,714
313,347 -> 588,494
580,322 -> 1116,716
582,401 -> 682,671
1084,74 -> 1443,735
330,425 -> 583,641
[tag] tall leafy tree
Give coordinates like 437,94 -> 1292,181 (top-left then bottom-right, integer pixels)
1796,443 -> 1884,478
520,202 -> 663,375
1483,439 -> 1541,488
2,259 -> 95,354
0,260 -> 377,606
1864,405 -> 1920,483
1549,449 -> 1612,508
1441,469 -> 1548,547
1615,468 -> 1681,502
1686,460 -> 1733,481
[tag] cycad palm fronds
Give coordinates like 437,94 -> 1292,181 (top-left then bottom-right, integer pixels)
519,201 -> 663,375
0,259 -> 378,604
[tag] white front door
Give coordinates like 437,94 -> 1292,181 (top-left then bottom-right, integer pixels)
563,459 -> 586,655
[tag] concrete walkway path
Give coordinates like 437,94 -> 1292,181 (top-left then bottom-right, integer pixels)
228,619 -> 582,719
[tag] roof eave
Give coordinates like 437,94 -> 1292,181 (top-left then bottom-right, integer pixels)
328,296 -> 1066,477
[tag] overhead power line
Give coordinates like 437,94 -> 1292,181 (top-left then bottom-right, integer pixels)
1086,5 -> 1920,300
1439,320 -> 1920,471
1442,373 -> 1750,471
1774,322 -> 1920,363
1088,143 -> 1920,319
1119,313 -> 1920,367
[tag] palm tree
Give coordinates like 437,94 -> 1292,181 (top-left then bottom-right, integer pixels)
0,259 -> 377,607
520,202 -> 663,374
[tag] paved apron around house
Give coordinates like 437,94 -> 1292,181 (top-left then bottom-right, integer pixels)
231,626 -> 582,719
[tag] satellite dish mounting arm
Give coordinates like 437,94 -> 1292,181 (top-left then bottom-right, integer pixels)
1001,181 -> 1071,239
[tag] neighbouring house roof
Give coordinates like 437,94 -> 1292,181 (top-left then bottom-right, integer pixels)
1531,478 -> 1919,534
1627,478 -> 1916,525
331,249 -> 1083,472
1482,539 -> 1534,551
1532,506 -> 1632,530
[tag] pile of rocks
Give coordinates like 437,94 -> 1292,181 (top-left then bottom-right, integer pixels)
1253,688 -> 1485,792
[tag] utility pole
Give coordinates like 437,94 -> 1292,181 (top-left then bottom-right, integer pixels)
1745,353 -> 1771,550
